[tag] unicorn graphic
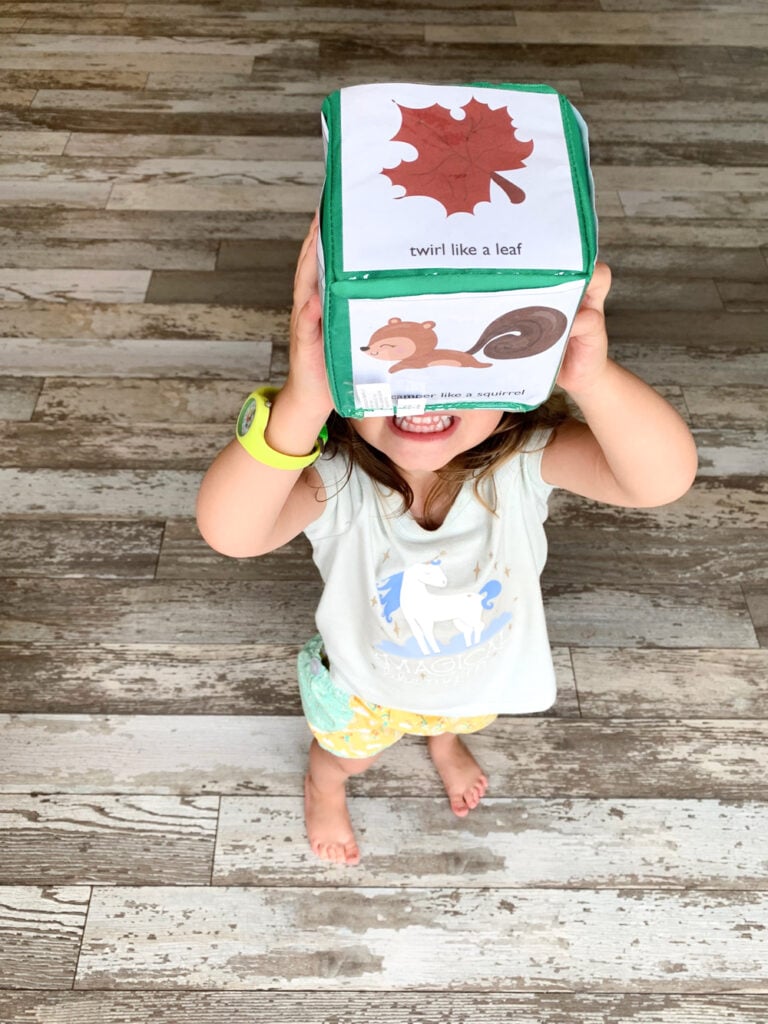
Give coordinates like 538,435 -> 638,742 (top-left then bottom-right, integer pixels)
377,559 -> 504,657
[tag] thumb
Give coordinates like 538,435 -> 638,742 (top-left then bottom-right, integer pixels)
581,261 -> 611,314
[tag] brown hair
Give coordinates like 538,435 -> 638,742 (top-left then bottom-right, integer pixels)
322,395 -> 568,530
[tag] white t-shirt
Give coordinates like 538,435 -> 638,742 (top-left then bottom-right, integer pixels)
303,434 -> 556,716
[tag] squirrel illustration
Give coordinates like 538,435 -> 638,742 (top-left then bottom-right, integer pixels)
361,307 -> 567,373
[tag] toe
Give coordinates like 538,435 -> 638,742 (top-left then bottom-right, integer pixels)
450,795 -> 470,817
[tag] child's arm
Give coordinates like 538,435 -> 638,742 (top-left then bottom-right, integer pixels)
196,216 -> 334,557
541,263 -> 698,507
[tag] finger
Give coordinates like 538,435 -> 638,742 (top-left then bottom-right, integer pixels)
292,293 -> 323,347
581,261 -> 611,313
293,216 -> 319,288
293,225 -> 320,309
569,306 -> 605,342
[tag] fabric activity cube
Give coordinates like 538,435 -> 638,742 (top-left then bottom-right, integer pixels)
318,82 -> 597,418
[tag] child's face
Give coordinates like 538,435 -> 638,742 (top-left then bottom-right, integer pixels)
349,409 -> 505,474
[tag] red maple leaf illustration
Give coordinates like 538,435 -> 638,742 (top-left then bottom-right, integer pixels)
381,98 -> 534,216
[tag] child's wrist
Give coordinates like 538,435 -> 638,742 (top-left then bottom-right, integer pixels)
264,385 -> 330,458
561,359 -> 613,407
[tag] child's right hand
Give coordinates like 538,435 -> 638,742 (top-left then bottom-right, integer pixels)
281,213 -> 335,420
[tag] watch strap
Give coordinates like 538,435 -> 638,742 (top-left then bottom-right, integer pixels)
236,388 -> 327,469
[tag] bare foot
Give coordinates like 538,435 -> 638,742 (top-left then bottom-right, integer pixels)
427,733 -> 488,818
303,773 -> 361,866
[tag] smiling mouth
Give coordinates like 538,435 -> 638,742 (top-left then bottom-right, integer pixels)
393,414 -> 454,434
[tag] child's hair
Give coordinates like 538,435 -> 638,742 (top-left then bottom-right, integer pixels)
322,395 -> 569,530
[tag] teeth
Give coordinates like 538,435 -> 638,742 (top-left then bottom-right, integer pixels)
394,414 -> 453,434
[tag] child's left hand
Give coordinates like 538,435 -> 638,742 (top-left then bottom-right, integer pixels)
556,261 -> 612,399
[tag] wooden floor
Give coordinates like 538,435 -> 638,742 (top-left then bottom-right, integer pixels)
1,1 -> 767,1021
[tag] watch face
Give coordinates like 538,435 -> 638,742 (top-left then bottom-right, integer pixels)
237,398 -> 257,437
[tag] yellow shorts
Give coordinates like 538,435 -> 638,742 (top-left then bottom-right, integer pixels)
297,634 -> 497,759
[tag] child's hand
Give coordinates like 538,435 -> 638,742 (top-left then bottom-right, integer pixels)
282,213 -> 335,418
556,262 -> 612,399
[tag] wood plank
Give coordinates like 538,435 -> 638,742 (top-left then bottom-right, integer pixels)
213,796 -> 768,888
0,578 -> 758,648
0,641 -> 579,718
0,208 -> 310,246
0,422 -> 231,468
694,428 -> 768,477
0,375 -> 41,419
718,279 -> 768,312
0,50 -> 256,74
107,180 -> 319,213
0,642 -> 306,714
3,715 -> 768,799
0,70 -> 148,91
598,165 -> 768,192
4,239 -> 219,271
543,583 -> 757,648
157,522 -> 319,580
74,885 -> 768,990
1,155 -> 323,186
549,478 -> 768,531
0,887 -> 88,989
9,34 -> 317,56
0,269 -> 150,303
17,19 -> 422,41
571,649 -> 768,717
0,338 -> 272,378
34,378 -> 247,424
597,244 -> 768,281
607,311 -> 768,346
610,344 -> 767,387
545,526 -> 767,585
0,519 -> 163,577
0,795 -> 218,885
683,386 -> 768,428
2,992 -> 767,1024
0,181 -> 110,208
619,191 -> 768,220
146,267 -> 296,307
61,136 -> 317,160
598,219 -> 768,247
0,468 -> 201,516
606,274 -> 723,311
744,585 -> 768,647
0,301 -> 287,342
427,12 -> 768,47
0,130 -> 70,155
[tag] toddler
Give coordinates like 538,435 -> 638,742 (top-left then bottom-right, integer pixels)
197,216 -> 698,866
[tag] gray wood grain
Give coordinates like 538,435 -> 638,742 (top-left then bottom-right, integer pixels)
213,796 -> 768,889
1,578 -> 757,648
0,519 -> 163,577
0,422 -> 231,469
0,642 -> 579,718
0,796 -> 217,885
75,886 -> 768,990
3,715 -> 768,799
34,377 -> 247,424
3,992 -> 766,1024
0,887 -> 89,990
571,648 -> 768,717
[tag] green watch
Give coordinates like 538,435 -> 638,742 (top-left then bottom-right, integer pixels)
236,387 -> 328,470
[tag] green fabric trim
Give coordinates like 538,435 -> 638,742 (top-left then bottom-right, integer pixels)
330,269 -> 586,299
558,95 -> 597,271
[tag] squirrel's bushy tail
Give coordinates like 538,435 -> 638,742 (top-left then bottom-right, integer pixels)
466,306 -> 567,360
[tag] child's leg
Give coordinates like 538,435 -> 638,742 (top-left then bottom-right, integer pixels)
426,728 -> 492,818
304,738 -> 379,866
